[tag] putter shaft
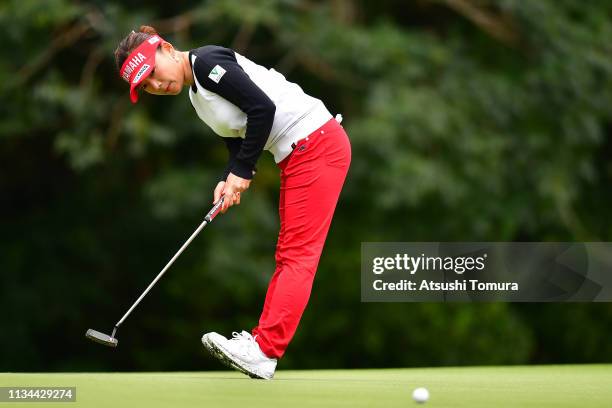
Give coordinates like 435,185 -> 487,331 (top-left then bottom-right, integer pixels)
114,197 -> 225,329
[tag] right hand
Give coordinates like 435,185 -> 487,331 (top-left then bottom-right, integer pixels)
213,181 -> 242,214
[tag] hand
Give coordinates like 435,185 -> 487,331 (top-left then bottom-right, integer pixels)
215,173 -> 251,213
213,181 -> 226,206
213,181 -> 233,214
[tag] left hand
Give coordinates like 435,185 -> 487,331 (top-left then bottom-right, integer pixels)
221,172 -> 251,212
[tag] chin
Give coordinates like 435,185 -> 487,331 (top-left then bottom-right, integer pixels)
170,82 -> 182,95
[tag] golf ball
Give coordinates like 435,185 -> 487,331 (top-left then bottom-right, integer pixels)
412,387 -> 429,403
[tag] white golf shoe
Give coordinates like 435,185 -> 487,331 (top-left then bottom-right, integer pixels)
201,333 -> 219,358
202,330 -> 277,380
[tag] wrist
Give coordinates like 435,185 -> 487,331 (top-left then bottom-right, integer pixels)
230,159 -> 254,180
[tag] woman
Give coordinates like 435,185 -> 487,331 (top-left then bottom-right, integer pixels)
115,26 -> 351,380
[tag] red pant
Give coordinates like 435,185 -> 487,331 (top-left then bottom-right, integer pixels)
252,118 -> 351,358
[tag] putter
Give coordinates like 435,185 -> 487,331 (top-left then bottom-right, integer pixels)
86,196 -> 225,347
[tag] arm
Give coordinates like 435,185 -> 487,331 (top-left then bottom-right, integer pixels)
192,47 -> 275,180
221,137 -> 243,182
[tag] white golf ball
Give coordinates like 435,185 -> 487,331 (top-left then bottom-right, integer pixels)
412,387 -> 429,403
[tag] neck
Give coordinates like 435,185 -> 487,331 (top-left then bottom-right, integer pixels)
180,51 -> 194,87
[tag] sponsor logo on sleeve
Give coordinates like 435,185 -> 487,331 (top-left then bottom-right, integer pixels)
208,65 -> 226,83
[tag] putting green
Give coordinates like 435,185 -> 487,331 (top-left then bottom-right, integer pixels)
1,365 -> 610,407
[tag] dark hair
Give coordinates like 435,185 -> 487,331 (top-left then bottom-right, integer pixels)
114,25 -> 159,72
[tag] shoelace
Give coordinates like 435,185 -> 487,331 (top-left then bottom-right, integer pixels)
229,331 -> 258,355
230,330 -> 254,342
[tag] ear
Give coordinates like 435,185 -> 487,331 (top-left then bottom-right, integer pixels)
160,41 -> 175,54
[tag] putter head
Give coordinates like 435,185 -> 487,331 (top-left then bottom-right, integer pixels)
86,329 -> 118,347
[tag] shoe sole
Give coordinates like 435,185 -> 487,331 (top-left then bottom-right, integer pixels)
208,338 -> 270,380
202,334 -> 231,364
201,334 -> 216,355
202,334 -> 261,379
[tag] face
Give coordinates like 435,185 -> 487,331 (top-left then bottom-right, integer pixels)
139,43 -> 184,96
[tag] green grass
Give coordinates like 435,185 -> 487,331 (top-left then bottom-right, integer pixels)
1,365 -> 611,407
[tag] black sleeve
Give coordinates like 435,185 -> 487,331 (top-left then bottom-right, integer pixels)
190,46 -> 275,180
220,137 -> 257,181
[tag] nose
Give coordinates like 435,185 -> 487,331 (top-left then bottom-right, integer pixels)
143,77 -> 161,91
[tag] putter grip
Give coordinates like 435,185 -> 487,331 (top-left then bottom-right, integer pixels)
205,196 -> 225,223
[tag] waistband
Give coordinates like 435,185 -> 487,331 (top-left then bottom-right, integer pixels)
268,101 -> 333,163
277,115 -> 344,169
291,114 -> 343,150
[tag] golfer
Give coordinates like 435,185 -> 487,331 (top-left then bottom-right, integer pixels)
115,26 -> 351,379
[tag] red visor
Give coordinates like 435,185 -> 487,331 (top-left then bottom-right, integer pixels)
119,35 -> 163,103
